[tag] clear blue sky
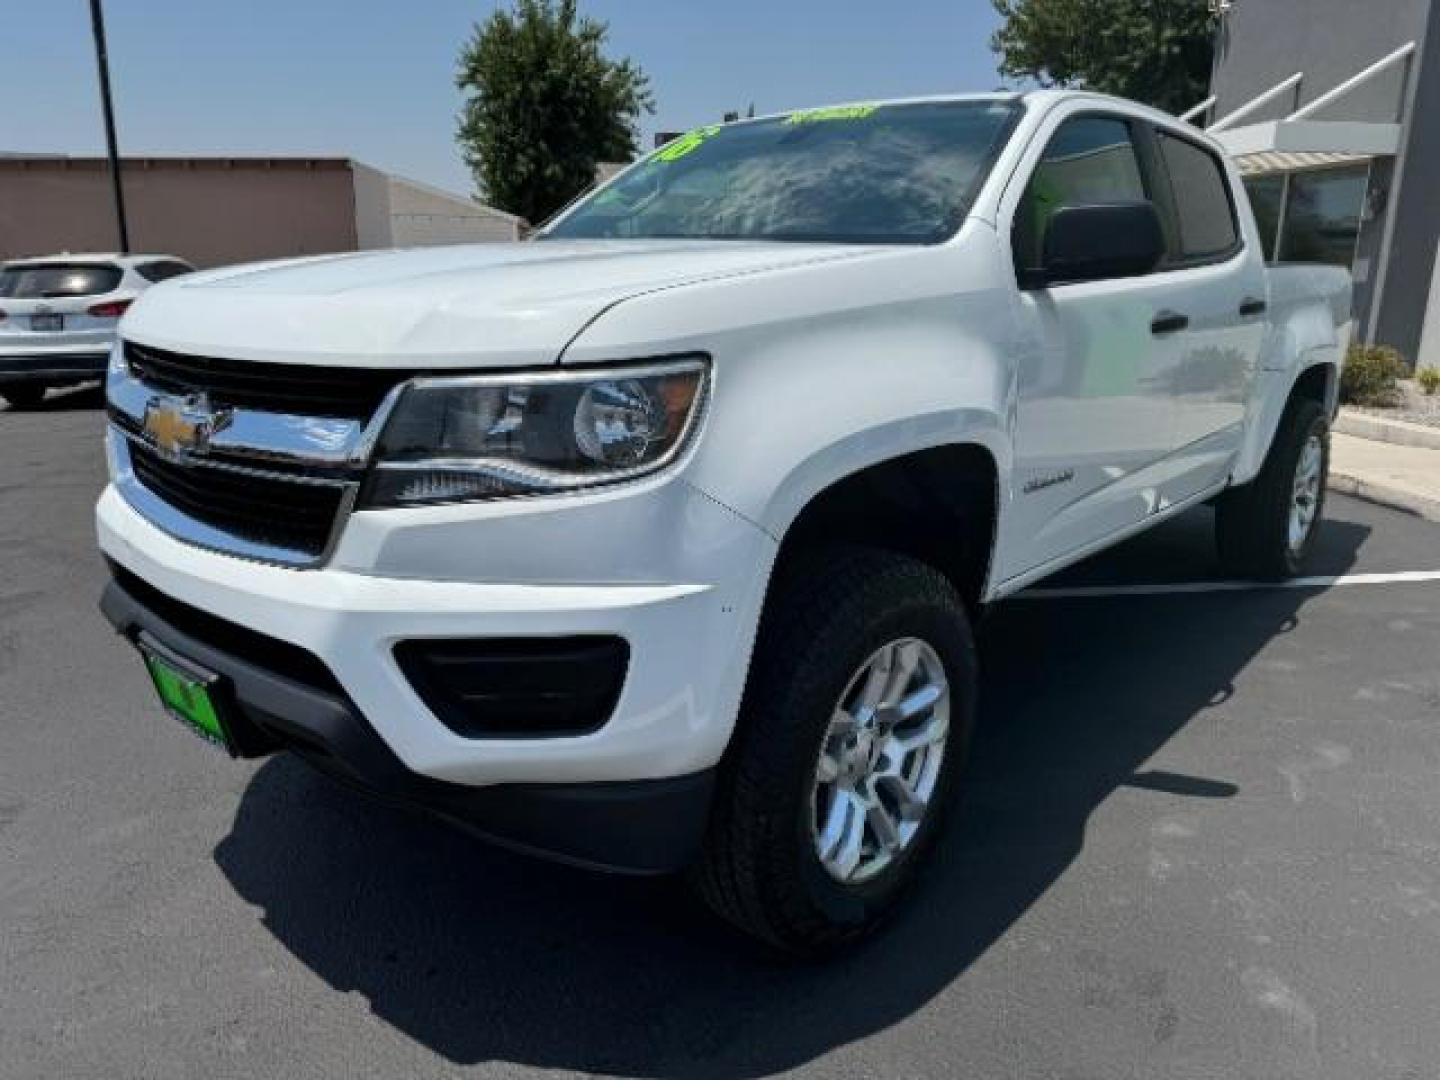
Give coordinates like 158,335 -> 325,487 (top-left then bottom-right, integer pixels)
0,1 -> 1012,197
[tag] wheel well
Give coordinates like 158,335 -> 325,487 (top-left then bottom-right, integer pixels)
772,445 -> 998,613
1291,361 -> 1335,412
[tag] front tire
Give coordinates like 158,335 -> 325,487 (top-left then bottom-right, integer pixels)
1216,398 -> 1330,580
0,385 -> 46,410
691,547 -> 977,953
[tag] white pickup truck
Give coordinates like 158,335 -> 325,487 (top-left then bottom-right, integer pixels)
97,90 -> 1350,951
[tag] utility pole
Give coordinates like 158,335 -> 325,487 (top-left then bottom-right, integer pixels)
88,0 -> 130,252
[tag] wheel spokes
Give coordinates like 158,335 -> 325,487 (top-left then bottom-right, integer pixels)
854,645 -> 894,712
883,640 -> 922,704
873,773 -> 927,825
811,637 -> 953,884
884,708 -> 949,759
817,789 -> 866,879
865,793 -> 903,855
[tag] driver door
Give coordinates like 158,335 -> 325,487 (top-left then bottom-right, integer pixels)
993,112 -> 1186,584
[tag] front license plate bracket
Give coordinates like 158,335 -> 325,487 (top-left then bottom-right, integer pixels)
135,631 -> 237,755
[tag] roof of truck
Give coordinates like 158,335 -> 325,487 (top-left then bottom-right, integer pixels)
730,89 -> 1206,145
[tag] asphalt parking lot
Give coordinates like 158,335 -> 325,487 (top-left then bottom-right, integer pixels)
3,387 -> 1440,1079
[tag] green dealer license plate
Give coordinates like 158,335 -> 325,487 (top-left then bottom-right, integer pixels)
138,638 -> 233,752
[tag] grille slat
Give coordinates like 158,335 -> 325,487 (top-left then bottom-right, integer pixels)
128,441 -> 346,557
129,456 -> 338,522
125,342 -> 403,420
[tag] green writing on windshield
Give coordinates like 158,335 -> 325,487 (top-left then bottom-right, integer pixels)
653,125 -> 723,163
785,104 -> 878,125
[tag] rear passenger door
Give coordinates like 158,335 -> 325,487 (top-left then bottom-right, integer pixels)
1147,126 -> 1267,498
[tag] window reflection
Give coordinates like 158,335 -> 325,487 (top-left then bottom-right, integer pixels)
1278,165 -> 1368,266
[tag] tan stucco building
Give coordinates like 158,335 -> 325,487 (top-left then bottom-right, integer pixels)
0,156 -> 526,269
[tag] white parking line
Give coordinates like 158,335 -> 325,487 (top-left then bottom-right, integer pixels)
1016,569 -> 1440,600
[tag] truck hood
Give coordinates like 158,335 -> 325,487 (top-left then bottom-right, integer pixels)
121,240 -> 882,368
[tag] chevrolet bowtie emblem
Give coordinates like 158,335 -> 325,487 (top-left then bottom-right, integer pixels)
142,393 -> 231,458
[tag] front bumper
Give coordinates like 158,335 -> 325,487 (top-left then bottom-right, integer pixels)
99,566 -> 715,873
96,478 -> 775,789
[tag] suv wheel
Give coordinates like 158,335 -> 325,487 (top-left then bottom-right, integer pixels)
1216,397 -> 1330,580
691,546 -> 977,953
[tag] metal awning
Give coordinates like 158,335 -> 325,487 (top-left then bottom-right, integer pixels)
1213,120 -> 1402,176
1230,150 -> 1371,176
1184,42 -> 1415,177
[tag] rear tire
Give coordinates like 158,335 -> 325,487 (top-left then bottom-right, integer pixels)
690,546 -> 977,954
0,385 -> 46,410
1216,398 -> 1329,580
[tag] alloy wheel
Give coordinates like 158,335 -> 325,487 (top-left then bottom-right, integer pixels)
810,638 -> 950,884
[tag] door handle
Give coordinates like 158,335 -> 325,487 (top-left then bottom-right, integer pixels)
1239,296 -> 1267,317
1150,311 -> 1189,335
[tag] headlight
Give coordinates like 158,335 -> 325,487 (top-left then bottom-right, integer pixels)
361,357 -> 709,508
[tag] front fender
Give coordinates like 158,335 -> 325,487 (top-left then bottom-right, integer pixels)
558,231 -> 1021,540
749,411 -> 1008,540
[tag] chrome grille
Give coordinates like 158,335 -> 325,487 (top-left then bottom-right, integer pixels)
107,339 -> 410,566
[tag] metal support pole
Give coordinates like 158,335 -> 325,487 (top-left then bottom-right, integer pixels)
1178,96 -> 1217,124
1207,72 -> 1304,132
1286,42 -> 1416,122
89,0 -> 129,253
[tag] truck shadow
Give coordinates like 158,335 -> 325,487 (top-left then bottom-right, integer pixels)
215,506 -> 1369,1077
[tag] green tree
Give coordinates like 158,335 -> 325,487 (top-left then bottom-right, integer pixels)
456,0 -> 653,224
991,0 -> 1217,115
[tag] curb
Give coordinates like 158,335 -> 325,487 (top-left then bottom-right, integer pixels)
1331,470 -> 1440,523
1335,409 -> 1440,451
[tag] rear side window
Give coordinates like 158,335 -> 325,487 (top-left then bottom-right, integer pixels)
1156,132 -> 1239,258
0,263 -> 123,298
1012,116 -> 1147,277
137,260 -> 194,283
1243,175 -> 1285,261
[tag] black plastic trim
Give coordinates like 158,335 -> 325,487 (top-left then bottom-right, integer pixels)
0,353 -> 108,382
98,566 -> 712,874
394,636 -> 629,739
124,340 -> 404,420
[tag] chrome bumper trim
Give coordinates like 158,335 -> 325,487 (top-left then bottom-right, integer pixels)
106,358 -> 394,472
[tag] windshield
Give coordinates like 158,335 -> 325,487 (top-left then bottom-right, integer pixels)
0,263 -> 123,299
544,100 -> 1021,245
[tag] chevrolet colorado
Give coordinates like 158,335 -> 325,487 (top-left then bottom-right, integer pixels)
97,91 -> 1350,951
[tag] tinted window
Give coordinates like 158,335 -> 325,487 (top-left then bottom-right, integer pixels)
545,100 -> 1022,245
1243,175 -> 1285,261
1157,132 -> 1238,257
1279,165 -> 1367,266
138,260 -> 194,283
1012,116 -> 1147,276
0,263 -> 122,298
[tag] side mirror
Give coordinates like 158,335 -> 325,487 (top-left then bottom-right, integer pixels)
1040,201 -> 1165,285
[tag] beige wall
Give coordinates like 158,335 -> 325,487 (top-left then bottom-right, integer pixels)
384,175 -> 524,246
0,158 -> 358,268
351,162 -> 393,250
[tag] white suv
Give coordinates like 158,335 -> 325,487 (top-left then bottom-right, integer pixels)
97,93 -> 1349,951
0,253 -> 193,409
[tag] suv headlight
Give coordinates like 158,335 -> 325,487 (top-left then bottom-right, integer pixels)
361,356 -> 709,508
